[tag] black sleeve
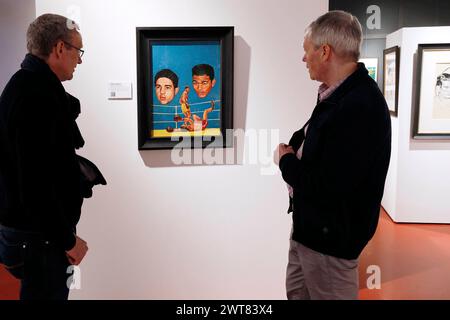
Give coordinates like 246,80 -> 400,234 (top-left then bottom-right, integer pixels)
16,92 -> 77,251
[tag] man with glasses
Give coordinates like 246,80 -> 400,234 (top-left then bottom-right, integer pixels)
0,13 -> 88,299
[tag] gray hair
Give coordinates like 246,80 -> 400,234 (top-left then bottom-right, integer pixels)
27,13 -> 80,58
305,10 -> 362,61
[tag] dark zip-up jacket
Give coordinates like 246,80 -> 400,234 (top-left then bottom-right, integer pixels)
279,63 -> 391,259
0,54 -> 82,250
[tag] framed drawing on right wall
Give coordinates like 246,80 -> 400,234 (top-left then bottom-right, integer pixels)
383,46 -> 400,117
413,43 -> 450,139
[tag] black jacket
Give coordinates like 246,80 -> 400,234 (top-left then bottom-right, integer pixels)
279,63 -> 391,259
65,93 -> 107,199
0,54 -> 83,250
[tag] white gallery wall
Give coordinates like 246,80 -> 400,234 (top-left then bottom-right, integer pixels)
32,0 -> 328,299
382,27 -> 450,223
0,0 -> 35,92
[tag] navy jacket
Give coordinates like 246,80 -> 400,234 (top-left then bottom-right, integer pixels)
279,63 -> 391,259
0,54 -> 82,250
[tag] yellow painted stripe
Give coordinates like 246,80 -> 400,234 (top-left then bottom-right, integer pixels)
151,128 -> 222,138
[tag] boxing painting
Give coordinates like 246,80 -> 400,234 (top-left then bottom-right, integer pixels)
137,27 -> 234,149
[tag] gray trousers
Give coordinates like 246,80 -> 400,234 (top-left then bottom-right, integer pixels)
286,239 -> 359,300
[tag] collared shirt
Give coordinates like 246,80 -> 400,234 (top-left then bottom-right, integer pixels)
318,77 -> 346,102
296,78 -> 346,159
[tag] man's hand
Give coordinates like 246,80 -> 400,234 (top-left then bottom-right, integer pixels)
274,143 -> 295,165
66,235 -> 88,265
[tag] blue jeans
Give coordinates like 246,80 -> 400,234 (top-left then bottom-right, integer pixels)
0,224 -> 72,300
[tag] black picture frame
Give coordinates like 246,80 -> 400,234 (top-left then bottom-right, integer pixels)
136,27 -> 234,149
383,46 -> 400,117
413,43 -> 450,139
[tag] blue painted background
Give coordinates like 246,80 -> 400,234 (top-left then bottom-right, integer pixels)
151,41 -> 221,130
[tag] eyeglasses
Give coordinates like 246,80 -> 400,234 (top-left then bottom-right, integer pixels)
63,41 -> 84,58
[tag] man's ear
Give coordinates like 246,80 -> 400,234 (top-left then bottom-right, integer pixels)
54,40 -> 65,59
321,44 -> 331,61
175,87 -> 180,95
211,79 -> 216,87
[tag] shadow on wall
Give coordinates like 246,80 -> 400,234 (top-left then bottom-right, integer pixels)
139,36 -> 251,168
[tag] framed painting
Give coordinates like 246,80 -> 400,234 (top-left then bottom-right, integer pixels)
413,43 -> 450,139
359,57 -> 378,82
383,46 -> 400,117
136,27 -> 234,149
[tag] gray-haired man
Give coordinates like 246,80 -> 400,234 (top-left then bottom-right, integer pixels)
276,10 -> 391,300
0,13 -> 88,299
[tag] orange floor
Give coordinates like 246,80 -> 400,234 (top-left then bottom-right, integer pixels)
1,207 -> 449,300
0,263 -> 19,300
359,208 -> 450,299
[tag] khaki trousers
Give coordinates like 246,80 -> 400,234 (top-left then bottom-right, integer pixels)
286,239 -> 359,300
